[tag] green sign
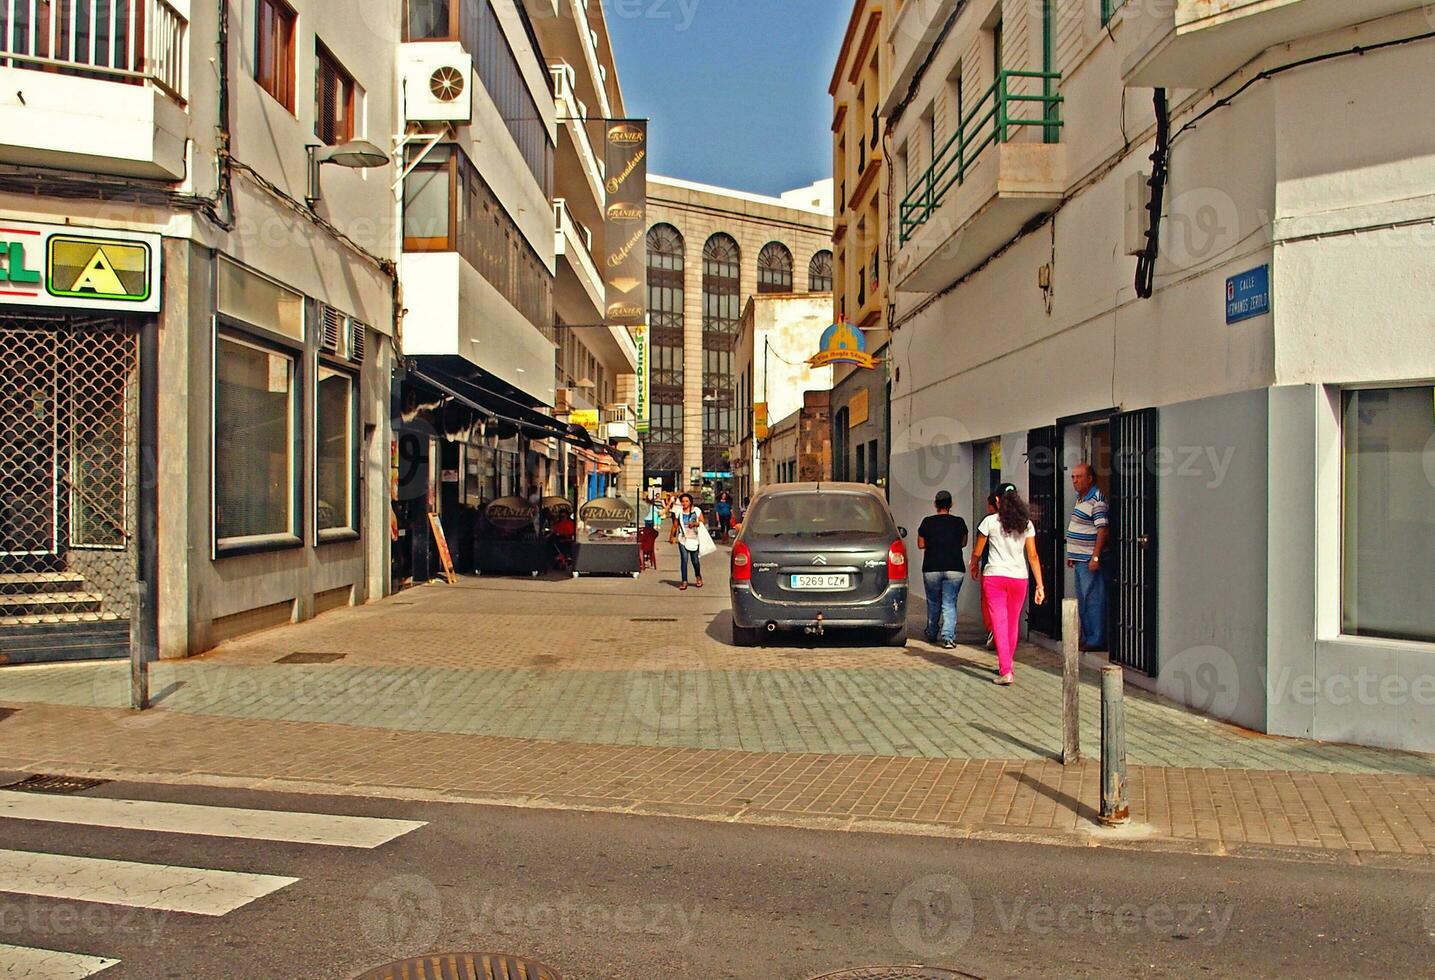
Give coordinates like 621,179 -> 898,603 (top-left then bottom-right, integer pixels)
0,220 -> 162,312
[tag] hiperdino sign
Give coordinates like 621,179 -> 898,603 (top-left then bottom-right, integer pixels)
0,220 -> 163,313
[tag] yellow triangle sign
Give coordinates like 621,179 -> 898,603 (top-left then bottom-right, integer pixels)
70,248 -> 127,296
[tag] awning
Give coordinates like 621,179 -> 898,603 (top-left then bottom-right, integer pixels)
405,356 -> 625,463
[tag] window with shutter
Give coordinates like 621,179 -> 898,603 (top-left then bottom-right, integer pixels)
315,43 -> 355,146
256,0 -> 296,112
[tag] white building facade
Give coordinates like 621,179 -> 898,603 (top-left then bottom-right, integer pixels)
0,0 -> 399,660
883,0 -> 1435,752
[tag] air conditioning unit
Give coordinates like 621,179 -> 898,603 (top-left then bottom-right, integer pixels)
401,42 -> 473,123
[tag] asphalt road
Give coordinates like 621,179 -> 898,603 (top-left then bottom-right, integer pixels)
0,778 -> 1431,979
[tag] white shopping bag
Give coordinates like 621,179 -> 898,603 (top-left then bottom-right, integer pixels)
696,521 -> 718,558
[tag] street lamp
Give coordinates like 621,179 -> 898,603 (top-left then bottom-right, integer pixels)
306,140 -> 390,208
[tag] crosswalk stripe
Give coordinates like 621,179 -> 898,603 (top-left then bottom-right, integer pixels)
0,791 -> 426,849
0,849 -> 298,917
0,943 -> 117,979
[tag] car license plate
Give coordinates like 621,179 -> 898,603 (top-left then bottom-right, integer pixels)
790,574 -> 851,590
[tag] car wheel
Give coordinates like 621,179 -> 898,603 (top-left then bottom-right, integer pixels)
884,626 -> 909,647
732,624 -> 759,647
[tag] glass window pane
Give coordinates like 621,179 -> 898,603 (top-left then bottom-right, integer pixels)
317,368 -> 354,532
1342,386 -> 1435,641
215,336 -> 295,542
403,167 -> 451,242
408,0 -> 451,39
216,258 -> 304,340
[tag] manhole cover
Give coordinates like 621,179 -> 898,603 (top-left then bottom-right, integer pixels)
809,969 -> 981,980
276,652 -> 346,664
6,774 -> 110,795
353,953 -> 562,980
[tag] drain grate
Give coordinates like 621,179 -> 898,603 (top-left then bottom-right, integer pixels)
809,970 -> 982,980
353,954 -> 562,980
6,774 -> 111,795
629,617 -> 678,623
275,652 -> 347,665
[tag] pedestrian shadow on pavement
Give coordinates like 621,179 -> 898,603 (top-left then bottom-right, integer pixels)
974,724 -> 1061,762
1009,769 -> 1098,822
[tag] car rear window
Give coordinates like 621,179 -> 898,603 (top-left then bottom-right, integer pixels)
745,493 -> 890,536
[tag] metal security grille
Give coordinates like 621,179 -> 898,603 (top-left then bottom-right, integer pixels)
1026,425 -> 1061,639
1111,408 -> 1159,676
0,316 -> 139,663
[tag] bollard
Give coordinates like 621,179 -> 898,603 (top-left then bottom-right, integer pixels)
1099,664 -> 1129,825
129,582 -> 150,711
1061,598 -> 1080,765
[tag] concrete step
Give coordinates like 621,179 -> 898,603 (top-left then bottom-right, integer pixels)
0,592 -> 105,617
0,572 -> 88,595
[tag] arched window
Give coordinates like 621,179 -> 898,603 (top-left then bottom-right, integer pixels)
808,250 -> 834,292
702,234 -> 741,473
644,224 -> 685,476
757,241 -> 794,294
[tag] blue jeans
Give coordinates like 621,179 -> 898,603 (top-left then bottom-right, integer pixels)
923,571 -> 964,644
1073,559 -> 1107,648
679,545 -> 702,583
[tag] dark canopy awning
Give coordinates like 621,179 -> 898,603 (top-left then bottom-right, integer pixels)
405,355 -> 625,463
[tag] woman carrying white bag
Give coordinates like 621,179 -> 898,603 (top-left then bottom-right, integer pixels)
670,492 -> 715,590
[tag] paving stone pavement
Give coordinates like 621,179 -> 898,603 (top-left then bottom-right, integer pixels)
1,543 -> 1433,859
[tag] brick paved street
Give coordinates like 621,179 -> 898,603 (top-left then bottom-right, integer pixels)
2,543 -> 1433,861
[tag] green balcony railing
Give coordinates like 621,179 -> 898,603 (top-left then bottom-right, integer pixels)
900,70 -> 1064,244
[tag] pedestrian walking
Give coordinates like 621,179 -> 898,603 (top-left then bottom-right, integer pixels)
671,492 -> 706,590
715,490 -> 734,542
970,485 -> 1046,686
1066,462 -> 1110,652
917,490 -> 968,649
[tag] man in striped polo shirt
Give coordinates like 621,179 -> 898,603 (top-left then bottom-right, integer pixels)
1066,463 -> 1110,651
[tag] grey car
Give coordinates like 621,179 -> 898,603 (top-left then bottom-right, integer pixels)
729,483 -> 909,647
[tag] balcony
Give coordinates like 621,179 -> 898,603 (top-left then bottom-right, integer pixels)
1121,0 -> 1425,88
600,404 -> 639,445
554,198 -> 604,323
400,252 -> 557,404
0,0 -> 188,178
549,62 -> 605,210
893,70 -> 1067,293
882,0 -> 950,117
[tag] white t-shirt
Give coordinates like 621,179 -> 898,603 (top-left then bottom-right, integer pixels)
978,514 -> 1036,579
672,505 -> 704,550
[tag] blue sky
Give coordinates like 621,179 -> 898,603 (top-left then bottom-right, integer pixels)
605,0 -> 848,197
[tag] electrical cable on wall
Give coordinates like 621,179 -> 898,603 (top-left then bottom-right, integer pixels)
1135,88 -> 1169,300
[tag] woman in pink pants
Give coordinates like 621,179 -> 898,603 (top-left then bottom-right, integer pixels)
969,485 -> 1046,686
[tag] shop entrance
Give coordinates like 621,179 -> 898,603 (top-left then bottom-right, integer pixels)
0,315 -> 140,662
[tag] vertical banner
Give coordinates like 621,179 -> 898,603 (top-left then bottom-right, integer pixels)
603,119 -> 648,326
634,323 -> 650,436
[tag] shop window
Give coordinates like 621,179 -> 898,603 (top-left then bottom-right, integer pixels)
315,42 -> 356,146
256,0 -> 297,112
214,333 -> 300,551
1341,386 -> 1435,643
316,367 -> 358,537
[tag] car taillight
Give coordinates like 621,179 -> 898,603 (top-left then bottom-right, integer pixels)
732,541 -> 752,582
887,540 -> 908,581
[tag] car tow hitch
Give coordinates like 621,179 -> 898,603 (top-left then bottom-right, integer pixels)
805,614 -> 825,637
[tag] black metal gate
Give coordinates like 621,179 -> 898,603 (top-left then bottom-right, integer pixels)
0,315 -> 139,663
1110,408 -> 1159,675
1026,425 -> 1061,638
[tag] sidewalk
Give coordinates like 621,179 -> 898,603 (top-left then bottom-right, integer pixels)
1,543 -> 1432,863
